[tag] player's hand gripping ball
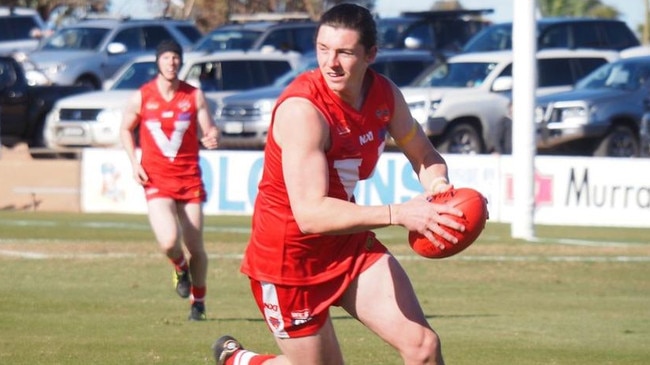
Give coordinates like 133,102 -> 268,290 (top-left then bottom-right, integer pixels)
409,187 -> 488,259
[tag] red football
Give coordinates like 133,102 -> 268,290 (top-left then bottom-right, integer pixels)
408,187 -> 488,259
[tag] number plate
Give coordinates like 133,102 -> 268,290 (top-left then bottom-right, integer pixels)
57,126 -> 85,137
224,122 -> 244,134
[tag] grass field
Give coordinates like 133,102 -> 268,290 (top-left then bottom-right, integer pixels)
1,211 -> 649,365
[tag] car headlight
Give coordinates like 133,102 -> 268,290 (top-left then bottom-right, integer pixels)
25,69 -> 51,86
96,108 -> 124,124
41,63 -> 67,76
557,105 -> 589,125
256,99 -> 275,117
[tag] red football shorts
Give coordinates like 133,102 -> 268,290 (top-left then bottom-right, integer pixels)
249,235 -> 388,338
143,174 -> 206,203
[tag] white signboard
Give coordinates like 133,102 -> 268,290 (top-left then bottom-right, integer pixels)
81,149 -> 650,228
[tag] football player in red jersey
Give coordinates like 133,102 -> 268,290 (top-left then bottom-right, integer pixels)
212,4 -> 464,365
120,39 -> 219,321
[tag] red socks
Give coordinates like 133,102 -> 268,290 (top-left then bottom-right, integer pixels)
190,286 -> 206,304
170,255 -> 189,273
225,352 -> 275,365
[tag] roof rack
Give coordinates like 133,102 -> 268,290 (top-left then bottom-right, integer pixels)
229,12 -> 311,23
78,13 -> 131,21
401,8 -> 494,18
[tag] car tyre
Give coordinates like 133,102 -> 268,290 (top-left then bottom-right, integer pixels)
593,125 -> 639,157
437,122 -> 483,154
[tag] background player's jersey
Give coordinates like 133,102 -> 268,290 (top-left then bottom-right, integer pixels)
138,80 -> 204,200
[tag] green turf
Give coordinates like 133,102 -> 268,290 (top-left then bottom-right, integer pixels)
0,211 -> 648,364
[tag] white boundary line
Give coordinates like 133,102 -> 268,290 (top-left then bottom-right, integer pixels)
1,249 -> 649,263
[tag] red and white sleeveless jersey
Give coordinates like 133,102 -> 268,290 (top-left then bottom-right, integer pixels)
241,69 -> 395,286
138,80 -> 201,181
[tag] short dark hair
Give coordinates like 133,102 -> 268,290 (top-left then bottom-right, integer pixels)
318,3 -> 377,52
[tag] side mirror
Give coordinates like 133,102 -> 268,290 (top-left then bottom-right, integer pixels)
107,42 -> 127,55
492,76 -> 513,92
404,36 -> 422,50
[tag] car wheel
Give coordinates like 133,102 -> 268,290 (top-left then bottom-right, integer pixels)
437,123 -> 483,154
74,76 -> 100,90
593,125 -> 639,157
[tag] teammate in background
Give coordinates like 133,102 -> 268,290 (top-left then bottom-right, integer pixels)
212,4 -> 464,364
120,39 -> 219,321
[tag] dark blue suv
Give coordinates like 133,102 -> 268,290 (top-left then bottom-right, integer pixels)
462,18 -> 640,53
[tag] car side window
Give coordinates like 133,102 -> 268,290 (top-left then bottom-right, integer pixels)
372,60 -> 430,86
293,27 -> 316,53
571,23 -> 602,48
142,25 -> 175,51
538,58 -> 574,87
0,16 -> 40,42
403,22 -> 434,49
601,22 -> 638,50
498,64 -> 512,78
248,60 -> 293,87
113,27 -> 144,52
175,24 -> 202,44
574,58 -> 608,81
259,29 -> 293,52
539,25 -> 569,49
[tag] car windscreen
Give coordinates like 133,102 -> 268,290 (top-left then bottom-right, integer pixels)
111,61 -> 157,90
175,24 -> 202,43
462,24 -> 512,52
41,27 -> 109,50
575,60 -> 650,91
186,60 -> 293,91
413,61 -> 498,88
193,30 -> 262,52
377,18 -> 414,48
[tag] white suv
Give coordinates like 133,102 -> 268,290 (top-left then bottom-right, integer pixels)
43,50 -> 302,149
22,18 -> 201,89
401,48 -> 619,154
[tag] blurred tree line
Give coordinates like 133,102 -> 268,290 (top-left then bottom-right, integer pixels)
2,0 -> 645,43
0,0 -> 375,33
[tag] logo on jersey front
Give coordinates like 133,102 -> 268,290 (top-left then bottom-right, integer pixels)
375,105 -> 390,122
145,101 -> 160,110
177,100 -> 192,112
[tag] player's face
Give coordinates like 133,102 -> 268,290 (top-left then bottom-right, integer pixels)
157,51 -> 181,81
316,25 -> 376,103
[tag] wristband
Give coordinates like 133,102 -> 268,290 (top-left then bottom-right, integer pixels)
429,176 -> 449,193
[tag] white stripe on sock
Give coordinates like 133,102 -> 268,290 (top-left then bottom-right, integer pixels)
233,350 -> 256,365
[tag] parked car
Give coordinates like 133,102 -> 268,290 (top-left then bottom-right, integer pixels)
0,56 -> 89,147
193,14 -> 317,54
0,6 -> 46,55
640,111 -> 650,157
462,18 -> 639,54
401,48 -> 619,154
20,17 -> 202,89
214,49 -> 437,148
42,50 -> 302,149
377,8 -> 493,55
535,55 -> 650,157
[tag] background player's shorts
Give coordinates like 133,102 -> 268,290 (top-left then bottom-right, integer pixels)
143,175 -> 206,203
249,235 -> 387,338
